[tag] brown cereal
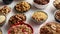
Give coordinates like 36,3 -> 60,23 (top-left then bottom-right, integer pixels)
54,0 -> 60,9
40,22 -> 60,34
9,14 -> 26,25
34,0 -> 49,5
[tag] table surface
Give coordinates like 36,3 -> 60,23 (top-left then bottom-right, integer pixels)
0,0 -> 57,34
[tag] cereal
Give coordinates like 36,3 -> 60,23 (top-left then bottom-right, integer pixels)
9,14 -> 26,25
54,0 -> 60,9
0,15 -> 6,23
32,11 -> 48,23
34,0 -> 49,5
40,22 -> 60,34
8,23 -> 33,34
0,6 -> 11,15
15,1 -> 31,13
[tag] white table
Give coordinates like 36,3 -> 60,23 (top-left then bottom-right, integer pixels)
0,0 -> 57,34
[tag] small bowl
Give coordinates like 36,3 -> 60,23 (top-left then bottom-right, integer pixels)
8,22 -> 34,34
33,0 -> 50,9
53,0 -> 60,9
32,11 -> 48,24
0,6 -> 11,15
39,22 -> 59,34
0,13 -> 6,27
54,10 -> 60,22
14,1 -> 31,13
8,13 -> 26,26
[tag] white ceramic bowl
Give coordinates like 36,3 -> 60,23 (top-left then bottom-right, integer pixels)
33,0 -> 50,9
54,10 -> 60,22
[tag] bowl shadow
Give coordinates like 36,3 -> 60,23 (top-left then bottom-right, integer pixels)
49,5 -> 56,14
28,18 -> 42,27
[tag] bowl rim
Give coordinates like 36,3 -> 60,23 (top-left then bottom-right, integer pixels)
8,22 -> 34,34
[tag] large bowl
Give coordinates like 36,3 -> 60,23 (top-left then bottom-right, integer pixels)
8,22 -> 34,34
